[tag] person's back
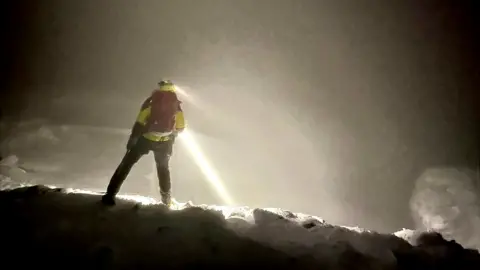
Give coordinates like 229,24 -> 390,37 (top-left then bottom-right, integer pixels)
102,80 -> 186,206
146,85 -> 181,136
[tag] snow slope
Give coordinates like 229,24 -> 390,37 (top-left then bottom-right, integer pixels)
0,184 -> 479,270
1,120 -> 480,269
0,118 -> 363,229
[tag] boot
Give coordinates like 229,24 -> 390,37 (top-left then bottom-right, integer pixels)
101,193 -> 116,206
160,191 -> 172,207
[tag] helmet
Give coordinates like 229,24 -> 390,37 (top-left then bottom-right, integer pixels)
158,80 -> 176,92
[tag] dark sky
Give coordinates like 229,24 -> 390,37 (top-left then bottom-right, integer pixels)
1,0 -> 479,232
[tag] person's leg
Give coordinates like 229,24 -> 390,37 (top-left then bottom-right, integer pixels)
153,139 -> 174,205
102,137 -> 150,204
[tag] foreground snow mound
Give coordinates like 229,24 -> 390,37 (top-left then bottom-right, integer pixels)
0,186 -> 479,270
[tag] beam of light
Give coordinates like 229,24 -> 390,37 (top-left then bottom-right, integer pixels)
174,86 -> 190,99
175,85 -> 206,110
175,86 -> 196,105
178,130 -> 235,206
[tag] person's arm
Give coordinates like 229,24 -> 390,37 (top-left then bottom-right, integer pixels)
127,97 -> 151,149
131,98 -> 150,134
174,101 -> 186,133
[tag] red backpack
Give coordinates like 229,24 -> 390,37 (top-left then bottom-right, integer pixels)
146,90 -> 180,133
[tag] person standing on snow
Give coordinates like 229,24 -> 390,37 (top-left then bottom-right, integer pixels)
101,80 -> 186,206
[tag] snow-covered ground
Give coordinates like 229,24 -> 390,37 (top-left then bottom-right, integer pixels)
0,184 -> 478,270
0,118 -> 366,231
1,119 -> 480,269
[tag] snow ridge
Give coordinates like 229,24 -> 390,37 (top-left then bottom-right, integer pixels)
0,185 -> 478,270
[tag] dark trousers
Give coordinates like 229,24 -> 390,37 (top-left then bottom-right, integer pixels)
105,136 -> 174,198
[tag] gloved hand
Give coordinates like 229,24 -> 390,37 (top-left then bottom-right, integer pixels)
126,136 -> 139,150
